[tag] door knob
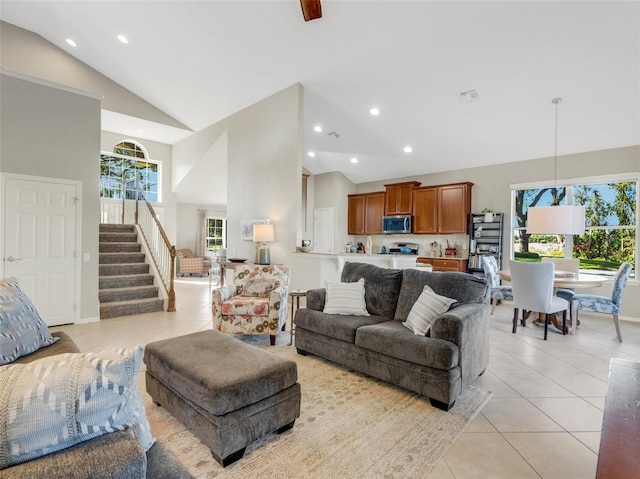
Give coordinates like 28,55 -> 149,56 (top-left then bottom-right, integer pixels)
6,256 -> 22,262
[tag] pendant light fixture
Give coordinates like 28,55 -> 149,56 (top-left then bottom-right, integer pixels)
526,98 -> 585,235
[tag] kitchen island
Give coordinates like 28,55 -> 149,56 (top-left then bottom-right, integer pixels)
288,252 -> 467,291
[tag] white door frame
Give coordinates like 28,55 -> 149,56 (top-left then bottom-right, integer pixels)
1,173 -> 83,324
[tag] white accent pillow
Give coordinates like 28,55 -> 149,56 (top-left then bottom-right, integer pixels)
0,346 -> 155,469
323,278 -> 369,316
403,285 -> 456,336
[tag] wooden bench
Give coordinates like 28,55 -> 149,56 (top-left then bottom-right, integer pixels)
596,358 -> 640,478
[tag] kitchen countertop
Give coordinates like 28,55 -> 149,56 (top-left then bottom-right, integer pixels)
292,252 -> 469,260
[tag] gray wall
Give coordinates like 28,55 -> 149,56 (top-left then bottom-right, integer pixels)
0,72 -> 101,321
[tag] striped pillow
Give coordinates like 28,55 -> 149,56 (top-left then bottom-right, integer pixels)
323,278 -> 369,316
402,285 -> 456,336
0,346 -> 155,469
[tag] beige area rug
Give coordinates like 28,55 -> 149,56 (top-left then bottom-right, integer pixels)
144,346 -> 491,479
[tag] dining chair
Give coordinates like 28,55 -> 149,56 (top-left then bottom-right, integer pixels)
571,262 -> 631,342
541,257 -> 580,320
509,260 -> 569,340
482,255 -> 513,315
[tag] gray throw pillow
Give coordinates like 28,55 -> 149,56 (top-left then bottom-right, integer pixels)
0,277 -> 59,365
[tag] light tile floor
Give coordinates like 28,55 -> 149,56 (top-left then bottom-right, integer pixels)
51,277 -> 640,479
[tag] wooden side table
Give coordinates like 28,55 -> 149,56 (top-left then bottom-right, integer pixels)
288,290 -> 307,346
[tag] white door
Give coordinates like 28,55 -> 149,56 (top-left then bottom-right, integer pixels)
314,207 -> 334,253
3,176 -> 79,326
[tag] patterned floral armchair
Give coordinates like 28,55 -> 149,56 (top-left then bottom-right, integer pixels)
212,264 -> 289,345
176,249 -> 212,276
571,262 -> 631,342
482,255 -> 513,315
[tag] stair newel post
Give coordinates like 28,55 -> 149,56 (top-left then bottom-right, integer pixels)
168,245 -> 176,312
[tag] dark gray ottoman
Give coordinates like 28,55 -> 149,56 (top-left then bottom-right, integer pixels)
144,330 -> 301,467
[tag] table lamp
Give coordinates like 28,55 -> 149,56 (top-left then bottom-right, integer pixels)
254,224 -> 274,265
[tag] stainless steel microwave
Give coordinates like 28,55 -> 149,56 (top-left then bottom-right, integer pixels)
382,215 -> 412,234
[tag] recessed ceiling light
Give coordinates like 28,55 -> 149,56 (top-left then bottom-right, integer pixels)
350,157 -> 358,164
307,151 -> 316,157
313,125 -> 322,133
117,34 -> 129,44
403,146 -> 413,153
369,107 -> 380,116
66,38 -> 77,47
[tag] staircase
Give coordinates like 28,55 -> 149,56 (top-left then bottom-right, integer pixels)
99,224 -> 164,319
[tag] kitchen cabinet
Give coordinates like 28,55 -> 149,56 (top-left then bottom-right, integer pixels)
348,192 -> 384,234
384,181 -> 421,215
417,257 -> 467,272
412,182 -> 473,234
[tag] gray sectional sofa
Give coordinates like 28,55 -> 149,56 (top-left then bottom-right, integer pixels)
4,332 -> 194,479
294,262 -> 490,410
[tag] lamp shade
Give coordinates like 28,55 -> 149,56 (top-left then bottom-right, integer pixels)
253,224 -> 274,242
526,205 -> 585,235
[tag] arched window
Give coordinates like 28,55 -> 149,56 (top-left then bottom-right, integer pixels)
100,141 -> 161,202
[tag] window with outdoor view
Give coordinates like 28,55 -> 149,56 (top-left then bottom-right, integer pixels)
100,141 -> 160,202
512,178 -> 636,275
206,218 -> 226,255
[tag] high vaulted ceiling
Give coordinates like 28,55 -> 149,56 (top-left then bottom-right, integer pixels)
1,1 -> 639,184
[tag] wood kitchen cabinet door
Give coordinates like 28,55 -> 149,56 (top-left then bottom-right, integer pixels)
365,192 -> 385,234
348,192 -> 384,234
384,181 -> 420,215
412,187 -> 438,233
348,194 -> 366,234
438,183 -> 472,233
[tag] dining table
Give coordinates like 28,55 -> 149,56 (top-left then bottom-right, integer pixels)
497,268 -> 609,333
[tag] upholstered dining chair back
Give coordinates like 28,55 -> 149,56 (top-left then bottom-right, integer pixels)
541,257 -> 580,275
571,262 -> 631,342
482,255 -> 513,315
541,257 -> 580,320
509,260 -> 569,340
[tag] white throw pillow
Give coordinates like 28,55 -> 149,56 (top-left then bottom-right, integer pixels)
403,285 -> 456,336
323,278 -> 369,316
0,346 -> 155,469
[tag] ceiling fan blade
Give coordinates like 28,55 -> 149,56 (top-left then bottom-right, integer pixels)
300,0 -> 322,22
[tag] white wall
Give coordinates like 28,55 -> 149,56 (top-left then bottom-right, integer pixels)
225,84 -> 303,270
0,72 -> 101,321
1,21 -> 187,130
100,131 -> 178,244
314,171 -> 357,254
176,203 -> 227,252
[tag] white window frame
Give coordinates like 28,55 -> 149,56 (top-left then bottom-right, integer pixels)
510,172 -> 639,275
206,217 -> 227,255
99,148 -> 162,203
